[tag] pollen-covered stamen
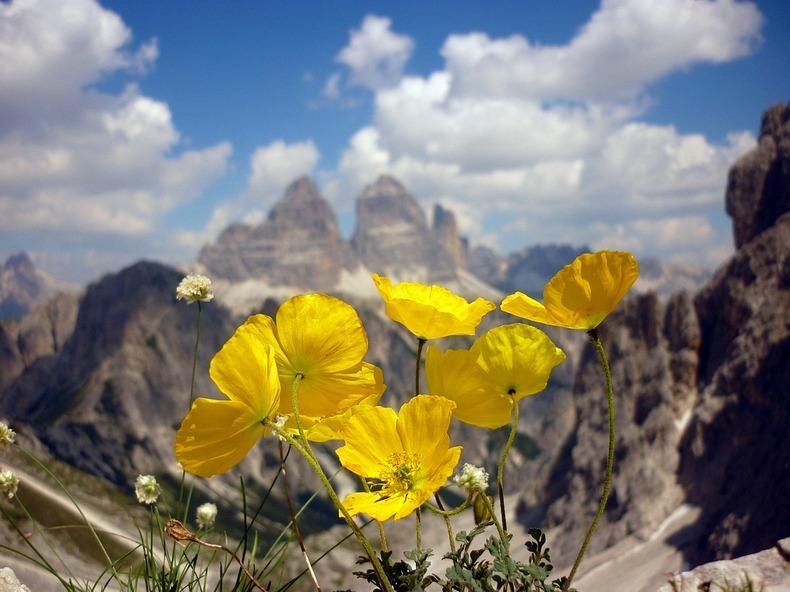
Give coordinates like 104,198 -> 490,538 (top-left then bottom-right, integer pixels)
380,451 -> 420,495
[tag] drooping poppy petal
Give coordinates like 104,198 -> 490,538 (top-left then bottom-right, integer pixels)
373,274 -> 495,340
501,251 -> 639,331
175,399 -> 268,478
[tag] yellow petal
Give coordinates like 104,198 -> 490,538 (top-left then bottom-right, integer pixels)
277,361 -> 385,420
500,292 -> 565,327
373,274 -> 495,339
275,293 -> 369,373
472,324 -> 566,402
425,345 -> 512,428
397,395 -> 455,463
543,251 -> 639,329
501,251 -> 639,330
341,491 -> 410,522
299,394 -> 382,443
209,327 -> 281,420
175,398 -> 266,478
336,406 -> 400,478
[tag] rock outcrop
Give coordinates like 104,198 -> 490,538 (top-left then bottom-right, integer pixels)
351,175 -> 460,282
199,176 -> 358,290
658,537 -> 790,592
0,253 -> 73,320
0,261 -> 236,483
517,103 -> 790,569
726,103 -> 790,249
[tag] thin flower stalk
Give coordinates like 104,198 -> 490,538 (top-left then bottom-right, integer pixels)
279,376 -> 394,592
564,328 -> 615,591
278,439 -> 322,592
164,518 -> 268,591
496,396 -> 518,536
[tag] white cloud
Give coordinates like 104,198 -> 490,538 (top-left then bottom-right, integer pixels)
441,0 -> 763,101
334,14 -> 415,92
0,0 -> 231,280
174,139 -> 321,254
247,139 -> 320,207
329,0 -> 762,268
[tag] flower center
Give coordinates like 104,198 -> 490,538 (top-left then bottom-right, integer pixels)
378,451 -> 420,495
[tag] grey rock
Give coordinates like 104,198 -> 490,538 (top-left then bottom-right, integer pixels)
433,204 -> 468,269
657,537 -> 790,592
726,102 -> 790,248
0,253 -> 68,320
0,568 -> 31,592
352,175 -> 458,282
199,176 -> 358,289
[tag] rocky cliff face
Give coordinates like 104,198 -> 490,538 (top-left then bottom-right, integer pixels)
199,176 -> 358,290
517,102 -> 790,568
0,253 -> 74,320
0,262 -> 237,483
679,102 -> 790,563
352,175 -> 460,282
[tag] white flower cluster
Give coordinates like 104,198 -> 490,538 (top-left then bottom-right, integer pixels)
176,274 -> 214,304
195,502 -> 218,528
135,474 -> 161,504
0,469 -> 19,498
453,463 -> 489,491
0,421 -> 15,447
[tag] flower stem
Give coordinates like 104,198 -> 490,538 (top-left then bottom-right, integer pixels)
564,328 -> 616,591
189,302 -> 203,404
279,440 -> 322,592
415,337 -> 426,395
284,375 -> 394,592
496,396 -> 518,533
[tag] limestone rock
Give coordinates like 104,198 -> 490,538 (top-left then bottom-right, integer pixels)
0,261 -> 237,484
0,253 -> 72,320
351,175 -> 458,282
0,568 -> 31,592
726,102 -> 790,248
531,291 -> 700,562
678,210 -> 790,563
199,176 -> 358,290
433,204 -> 468,269
658,537 -> 790,592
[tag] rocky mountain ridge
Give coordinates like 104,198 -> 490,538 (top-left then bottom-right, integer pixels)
0,253 -> 77,320
0,103 -> 786,591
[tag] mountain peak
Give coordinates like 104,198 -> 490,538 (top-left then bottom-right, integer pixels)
283,176 -> 322,202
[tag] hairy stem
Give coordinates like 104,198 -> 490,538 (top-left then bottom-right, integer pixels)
496,396 -> 518,533
564,328 -> 615,591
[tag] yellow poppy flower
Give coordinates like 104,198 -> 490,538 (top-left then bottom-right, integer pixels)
426,325 -> 565,429
241,293 -> 385,431
336,395 -> 462,521
175,324 -> 281,478
424,345 -> 510,429
500,250 -> 639,330
372,274 -> 495,340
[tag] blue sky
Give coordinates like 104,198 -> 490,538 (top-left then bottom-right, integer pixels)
1,0 -> 787,284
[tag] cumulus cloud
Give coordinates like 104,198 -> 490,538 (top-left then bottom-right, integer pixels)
334,14 -> 415,92
174,139 -> 320,253
441,0 -> 763,101
247,139 -> 320,206
330,0 -> 762,268
0,0 -> 231,280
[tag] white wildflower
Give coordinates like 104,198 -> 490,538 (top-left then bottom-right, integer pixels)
176,274 -> 214,304
271,414 -> 287,441
0,422 -> 15,447
453,463 -> 489,491
0,469 -> 19,498
195,502 -> 218,528
134,474 -> 161,504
